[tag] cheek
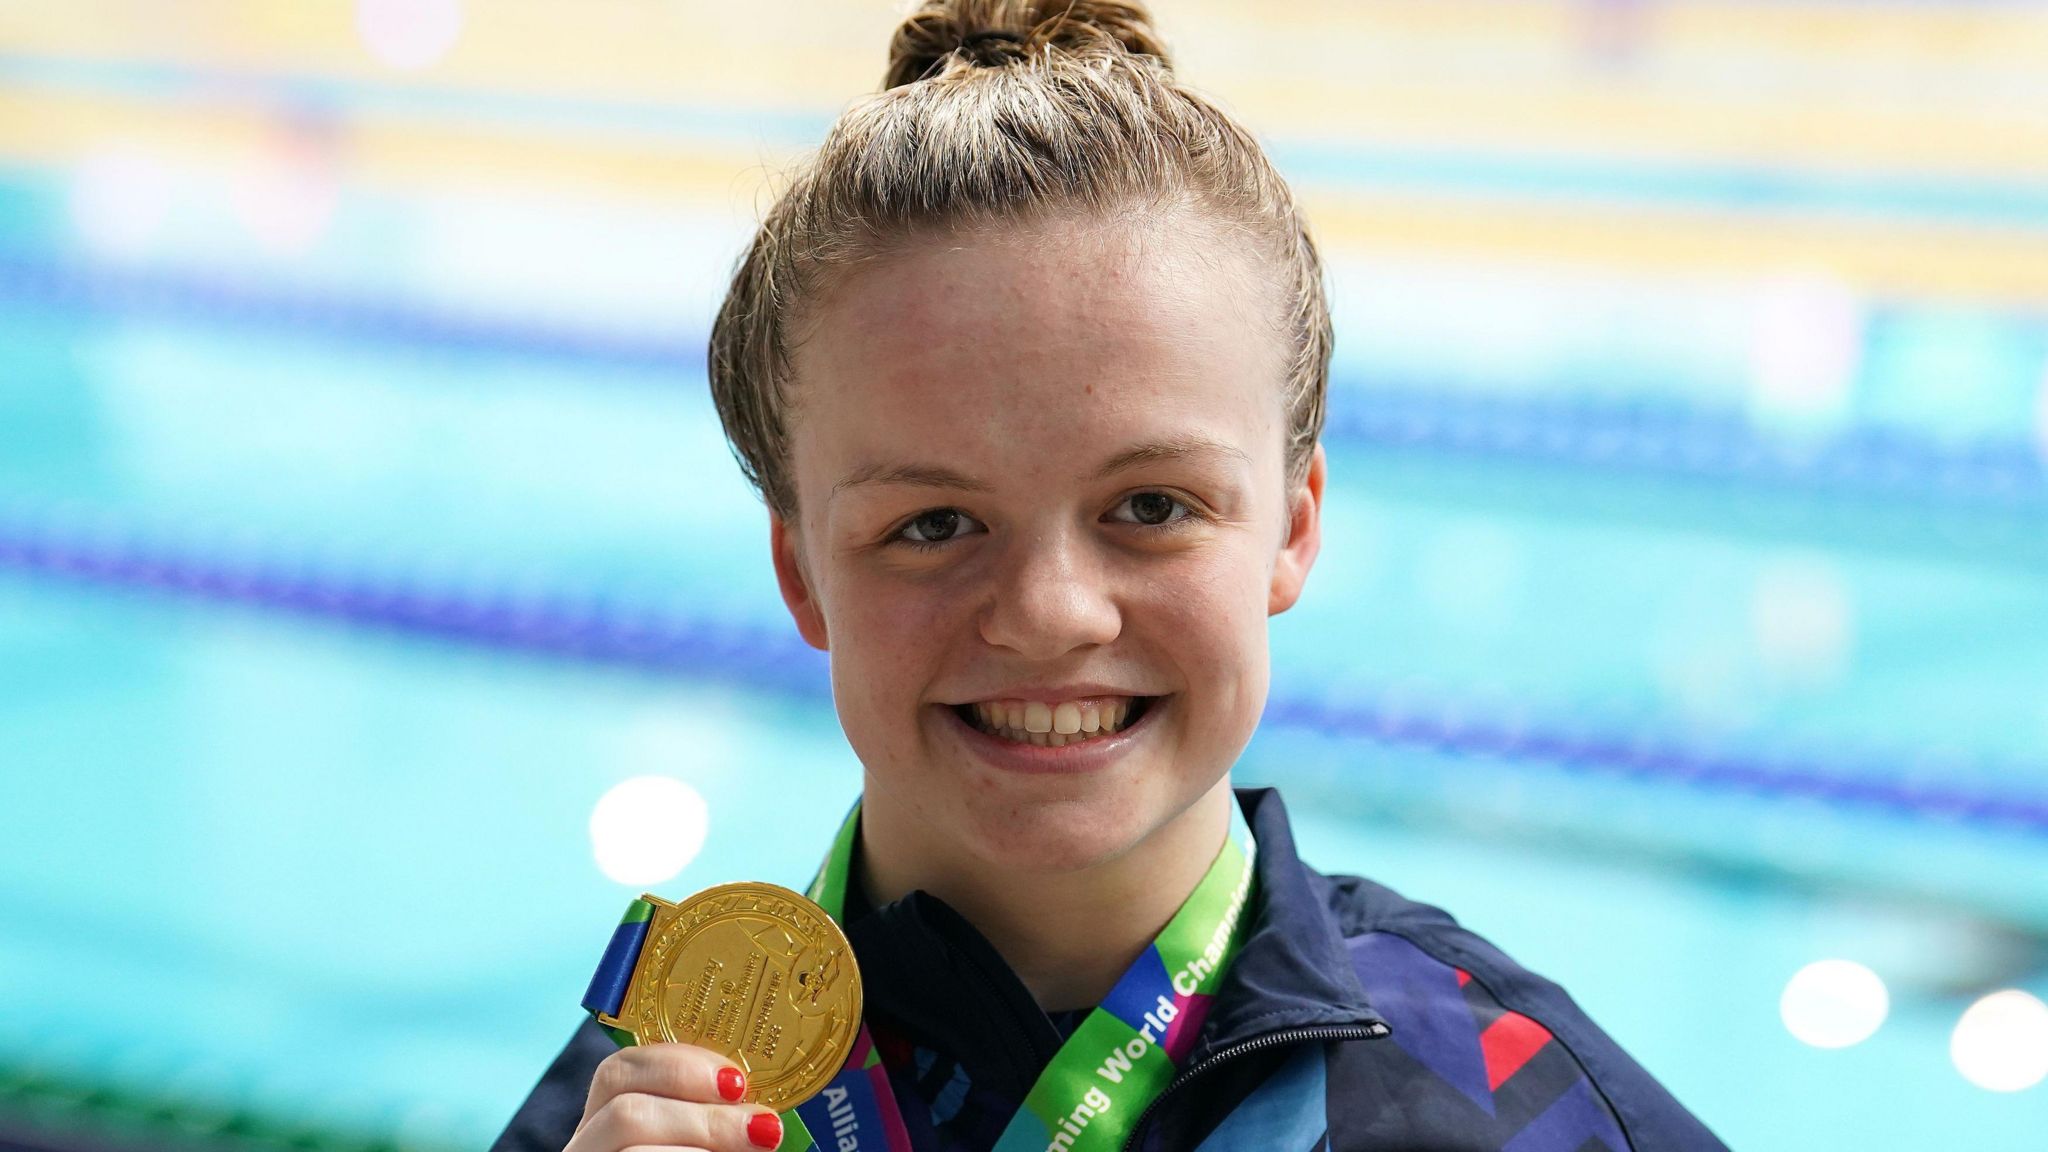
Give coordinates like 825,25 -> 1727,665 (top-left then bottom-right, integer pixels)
1138,550 -> 1271,702
830,570 -> 960,712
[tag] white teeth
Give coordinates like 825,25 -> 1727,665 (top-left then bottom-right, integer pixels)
963,695 -> 1148,745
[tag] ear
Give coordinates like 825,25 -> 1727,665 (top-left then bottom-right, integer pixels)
770,510 -> 830,651
1268,441 -> 1326,616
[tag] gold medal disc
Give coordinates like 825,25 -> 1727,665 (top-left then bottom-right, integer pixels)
602,881 -> 862,1111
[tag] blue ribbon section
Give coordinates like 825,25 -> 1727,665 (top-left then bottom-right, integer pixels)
581,915 -> 653,1018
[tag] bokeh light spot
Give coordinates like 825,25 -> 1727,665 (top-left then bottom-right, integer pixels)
589,775 -> 709,886
68,146 -> 174,258
1781,959 -> 1888,1049
1749,272 -> 1862,438
231,144 -> 340,257
1951,989 -> 2048,1092
356,0 -> 464,71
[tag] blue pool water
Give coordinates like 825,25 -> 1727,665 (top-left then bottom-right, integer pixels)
3,292 -> 2045,1149
5,10 -> 2048,1146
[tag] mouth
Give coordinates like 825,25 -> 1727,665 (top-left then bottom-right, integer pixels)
948,695 -> 1162,748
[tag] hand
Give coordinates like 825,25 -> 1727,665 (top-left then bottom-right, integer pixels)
566,1044 -> 785,1152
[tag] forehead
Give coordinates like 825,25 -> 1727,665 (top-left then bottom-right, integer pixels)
784,213 -> 1288,496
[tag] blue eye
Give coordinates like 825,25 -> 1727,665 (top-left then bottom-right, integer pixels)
1111,492 -> 1195,527
896,508 -> 984,550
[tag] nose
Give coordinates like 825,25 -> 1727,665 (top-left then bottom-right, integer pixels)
977,524 -> 1121,660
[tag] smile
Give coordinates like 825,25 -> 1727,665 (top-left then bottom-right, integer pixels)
949,696 -> 1160,748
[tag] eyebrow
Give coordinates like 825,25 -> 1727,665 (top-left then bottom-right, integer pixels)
1091,433 -> 1252,479
831,433 -> 1251,499
832,462 -> 995,497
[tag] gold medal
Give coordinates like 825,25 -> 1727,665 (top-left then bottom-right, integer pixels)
595,881 -> 862,1111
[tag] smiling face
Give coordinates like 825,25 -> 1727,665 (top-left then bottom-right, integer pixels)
769,210 -> 1325,883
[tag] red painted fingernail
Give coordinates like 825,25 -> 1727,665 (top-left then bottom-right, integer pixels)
717,1066 -> 746,1102
747,1112 -> 782,1149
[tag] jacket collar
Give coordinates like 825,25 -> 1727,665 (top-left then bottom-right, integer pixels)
843,785 -> 1385,1089
1186,786 -> 1386,1064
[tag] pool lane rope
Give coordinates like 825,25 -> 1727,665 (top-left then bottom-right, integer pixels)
5,252 -> 2048,510
2,510 -> 2043,837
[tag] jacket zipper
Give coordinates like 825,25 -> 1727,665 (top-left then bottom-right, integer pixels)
1120,1022 -> 1390,1152
958,935 -> 1064,1075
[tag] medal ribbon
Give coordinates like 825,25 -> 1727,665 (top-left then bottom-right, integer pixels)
790,797 -> 1259,1152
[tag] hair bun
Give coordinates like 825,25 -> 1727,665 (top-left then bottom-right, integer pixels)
885,0 -> 1172,89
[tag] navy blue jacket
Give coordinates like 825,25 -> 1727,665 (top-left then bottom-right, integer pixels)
491,787 -> 1728,1151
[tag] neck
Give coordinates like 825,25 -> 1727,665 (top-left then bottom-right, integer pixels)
855,780 -> 1236,1012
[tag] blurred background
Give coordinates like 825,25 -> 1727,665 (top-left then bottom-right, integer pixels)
2,1 -> 2046,1149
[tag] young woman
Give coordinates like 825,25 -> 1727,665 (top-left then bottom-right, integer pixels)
493,3 -> 1726,1149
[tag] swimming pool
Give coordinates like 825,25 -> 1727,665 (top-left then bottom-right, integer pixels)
4,4 -> 2047,1149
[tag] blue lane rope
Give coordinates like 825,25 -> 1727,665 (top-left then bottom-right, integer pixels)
5,253 -> 2048,510
2,511 -> 2043,837
1324,391 -> 2048,510
0,251 -> 703,372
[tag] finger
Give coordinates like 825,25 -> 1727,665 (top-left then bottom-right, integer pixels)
578,1093 -> 782,1152
583,1044 -> 748,1123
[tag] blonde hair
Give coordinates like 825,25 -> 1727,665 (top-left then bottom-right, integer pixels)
708,0 -> 1331,520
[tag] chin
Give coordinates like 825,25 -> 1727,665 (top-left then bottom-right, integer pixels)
951,779 -> 1194,876
954,799 -> 1146,869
